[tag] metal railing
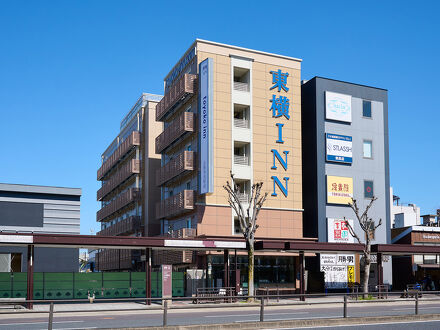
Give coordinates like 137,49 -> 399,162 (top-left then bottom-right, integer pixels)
155,112 -> 196,154
234,118 -> 249,128
233,81 -> 250,92
234,154 -> 249,165
155,189 -> 195,219
96,188 -> 141,222
6,291 -> 440,329
156,151 -> 195,186
237,192 -> 249,203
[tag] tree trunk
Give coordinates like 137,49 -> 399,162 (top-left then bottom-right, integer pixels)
248,246 -> 254,302
363,258 -> 371,298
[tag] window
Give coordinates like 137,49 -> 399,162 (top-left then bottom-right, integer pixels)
186,144 -> 192,151
364,180 -> 374,199
186,181 -> 191,190
363,140 -> 373,158
363,100 -> 372,118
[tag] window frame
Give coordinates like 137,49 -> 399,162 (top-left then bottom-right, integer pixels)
362,100 -> 372,119
363,139 -> 373,159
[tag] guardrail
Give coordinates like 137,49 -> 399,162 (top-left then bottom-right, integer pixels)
3,291 -> 440,328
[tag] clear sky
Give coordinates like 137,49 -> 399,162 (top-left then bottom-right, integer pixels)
0,1 -> 439,234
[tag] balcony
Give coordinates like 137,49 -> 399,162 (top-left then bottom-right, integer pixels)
234,118 -> 249,129
96,188 -> 140,222
97,131 -> 141,181
166,227 -> 197,238
156,151 -> 195,186
233,81 -> 250,92
97,216 -> 142,236
237,192 -> 250,204
156,74 -> 197,121
97,159 -> 141,201
96,249 -> 138,271
156,190 -> 195,219
155,112 -> 196,154
234,154 -> 249,166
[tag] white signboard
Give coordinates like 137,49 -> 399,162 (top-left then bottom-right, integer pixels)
320,254 -> 355,289
325,91 -> 352,123
327,218 -> 354,243
326,133 -> 352,163
199,58 -> 214,194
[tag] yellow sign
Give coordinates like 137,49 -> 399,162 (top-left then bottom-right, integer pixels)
327,176 -> 353,204
347,265 -> 355,284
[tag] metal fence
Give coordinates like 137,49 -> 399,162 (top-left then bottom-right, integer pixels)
3,290 -> 440,329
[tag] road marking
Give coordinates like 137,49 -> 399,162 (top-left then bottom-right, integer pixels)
264,318 -> 440,329
392,306 -> 439,311
205,312 -> 309,318
236,315 -> 340,322
0,321 -> 84,326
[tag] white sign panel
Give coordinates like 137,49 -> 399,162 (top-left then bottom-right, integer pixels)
199,58 -> 214,194
326,133 -> 352,163
327,218 -> 354,243
325,91 -> 352,123
320,254 -> 355,289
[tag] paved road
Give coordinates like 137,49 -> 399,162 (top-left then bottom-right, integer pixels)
0,301 -> 439,329
274,320 -> 440,329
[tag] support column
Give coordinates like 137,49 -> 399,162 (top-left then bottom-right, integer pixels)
26,245 -> 34,309
299,251 -> 305,301
224,250 -> 230,289
146,248 -> 151,305
377,253 -> 384,288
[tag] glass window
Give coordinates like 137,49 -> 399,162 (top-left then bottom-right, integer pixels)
364,180 -> 374,199
363,140 -> 373,158
363,100 -> 372,118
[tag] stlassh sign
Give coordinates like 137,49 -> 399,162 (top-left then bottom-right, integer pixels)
327,218 -> 354,243
326,133 -> 352,164
327,176 -> 353,205
325,91 -> 352,123
269,69 -> 290,197
199,58 -> 214,195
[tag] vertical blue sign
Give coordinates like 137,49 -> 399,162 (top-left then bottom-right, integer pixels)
199,58 -> 214,194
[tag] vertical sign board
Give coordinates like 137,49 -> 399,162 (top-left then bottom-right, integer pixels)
162,264 -> 172,298
327,176 -> 353,205
326,133 -> 352,163
199,58 -> 214,194
327,218 -> 354,243
325,91 -> 352,123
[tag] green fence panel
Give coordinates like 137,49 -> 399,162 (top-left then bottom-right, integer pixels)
131,272 -> 145,281
103,273 -> 130,281
0,290 -> 11,298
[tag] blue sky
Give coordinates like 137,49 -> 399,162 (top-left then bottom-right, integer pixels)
0,1 -> 439,234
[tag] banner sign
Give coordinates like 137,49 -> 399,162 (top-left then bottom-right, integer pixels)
325,91 -> 352,123
162,265 -> 172,298
347,265 -> 355,285
199,58 -> 214,194
326,133 -> 352,163
320,254 -> 355,289
327,218 -> 354,243
327,176 -> 353,204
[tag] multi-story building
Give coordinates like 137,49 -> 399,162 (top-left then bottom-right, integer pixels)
154,39 -> 304,285
301,77 -> 392,288
96,93 -> 162,271
391,187 -> 421,228
0,183 -> 81,272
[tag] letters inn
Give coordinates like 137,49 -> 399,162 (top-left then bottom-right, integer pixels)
96,40 -> 390,290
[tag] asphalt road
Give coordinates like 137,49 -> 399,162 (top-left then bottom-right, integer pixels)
0,301 -> 439,329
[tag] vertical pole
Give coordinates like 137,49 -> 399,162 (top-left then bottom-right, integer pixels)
26,245 -> 34,309
48,302 -> 54,330
343,295 -> 347,318
299,251 -> 305,302
377,253 -> 383,299
223,250 -> 230,289
163,299 -> 168,326
146,248 -> 151,305
234,249 -> 238,296
259,297 -> 264,322
415,293 -> 419,315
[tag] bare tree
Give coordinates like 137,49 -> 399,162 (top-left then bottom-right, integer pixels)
224,171 -> 267,300
344,196 -> 382,297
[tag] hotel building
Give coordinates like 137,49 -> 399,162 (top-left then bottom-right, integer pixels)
96,93 -> 162,271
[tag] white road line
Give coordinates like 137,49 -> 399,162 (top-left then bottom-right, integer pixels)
264,318 -> 440,329
205,312 -> 308,318
236,315 -> 340,323
0,320 -> 84,326
392,306 -> 439,311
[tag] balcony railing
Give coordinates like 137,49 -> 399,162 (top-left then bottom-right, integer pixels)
234,155 -> 249,166
166,228 -> 197,239
233,81 -> 250,92
96,188 -> 140,222
97,159 -> 141,201
96,216 -> 142,236
96,249 -> 138,271
97,131 -> 141,181
156,74 -> 197,121
237,193 -> 249,204
156,151 -> 195,186
156,190 -> 195,219
155,112 -> 196,154
234,118 -> 249,129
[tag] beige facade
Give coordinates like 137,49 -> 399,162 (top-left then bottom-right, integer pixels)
157,40 -> 303,240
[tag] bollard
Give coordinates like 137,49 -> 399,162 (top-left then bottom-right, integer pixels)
415,294 -> 419,315
163,300 -> 168,326
260,298 -> 264,322
343,295 -> 347,318
48,302 -> 54,330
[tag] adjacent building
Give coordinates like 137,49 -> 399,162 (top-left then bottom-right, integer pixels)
301,77 -> 391,288
95,93 -> 162,271
391,188 -> 421,228
0,183 -> 81,272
